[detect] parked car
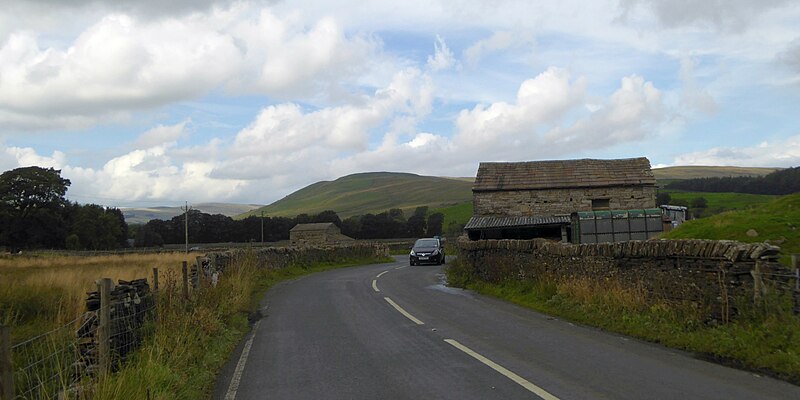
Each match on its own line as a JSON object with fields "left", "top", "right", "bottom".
{"left": 410, "top": 238, "right": 445, "bottom": 265}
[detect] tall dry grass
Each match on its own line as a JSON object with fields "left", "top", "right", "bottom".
{"left": 0, "top": 252, "right": 201, "bottom": 340}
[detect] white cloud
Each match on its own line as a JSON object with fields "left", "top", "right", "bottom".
{"left": 426, "top": 35, "right": 456, "bottom": 72}
{"left": 0, "top": 6, "right": 382, "bottom": 131}
{"left": 463, "top": 31, "right": 520, "bottom": 66}
{"left": 672, "top": 135, "right": 800, "bottom": 167}
{"left": 1, "top": 146, "right": 66, "bottom": 170}
{"left": 133, "top": 120, "right": 189, "bottom": 149}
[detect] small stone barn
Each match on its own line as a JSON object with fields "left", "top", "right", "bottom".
{"left": 290, "top": 222, "right": 354, "bottom": 245}
{"left": 465, "top": 157, "right": 657, "bottom": 241}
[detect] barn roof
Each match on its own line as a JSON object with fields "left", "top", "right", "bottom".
{"left": 464, "top": 215, "right": 571, "bottom": 230}
{"left": 290, "top": 222, "right": 336, "bottom": 232}
{"left": 473, "top": 157, "right": 656, "bottom": 192}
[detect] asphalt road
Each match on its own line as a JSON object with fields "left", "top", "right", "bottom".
{"left": 213, "top": 256, "right": 800, "bottom": 399}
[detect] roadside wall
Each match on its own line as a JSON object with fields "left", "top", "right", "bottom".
{"left": 457, "top": 237, "right": 792, "bottom": 320}
{"left": 206, "top": 242, "right": 390, "bottom": 271}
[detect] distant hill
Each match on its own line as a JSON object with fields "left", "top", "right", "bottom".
{"left": 123, "top": 203, "right": 263, "bottom": 224}
{"left": 652, "top": 166, "right": 780, "bottom": 180}
{"left": 238, "top": 172, "right": 474, "bottom": 219}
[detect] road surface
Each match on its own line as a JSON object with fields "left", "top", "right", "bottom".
{"left": 214, "top": 256, "right": 800, "bottom": 399}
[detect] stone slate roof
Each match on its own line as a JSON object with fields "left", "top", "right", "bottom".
{"left": 473, "top": 157, "right": 656, "bottom": 192}
{"left": 464, "top": 215, "right": 571, "bottom": 230}
{"left": 290, "top": 222, "right": 337, "bottom": 232}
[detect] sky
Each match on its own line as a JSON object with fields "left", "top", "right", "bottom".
{"left": 1, "top": 0, "right": 800, "bottom": 208}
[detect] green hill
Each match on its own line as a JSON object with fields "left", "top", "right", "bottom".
{"left": 123, "top": 202, "right": 263, "bottom": 224}
{"left": 239, "top": 172, "right": 474, "bottom": 219}
{"left": 652, "top": 166, "right": 779, "bottom": 180}
{"left": 663, "top": 193, "right": 800, "bottom": 263}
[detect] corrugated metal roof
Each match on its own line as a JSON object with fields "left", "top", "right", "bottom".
{"left": 290, "top": 222, "right": 336, "bottom": 232}
{"left": 473, "top": 157, "right": 656, "bottom": 191}
{"left": 464, "top": 215, "right": 571, "bottom": 230}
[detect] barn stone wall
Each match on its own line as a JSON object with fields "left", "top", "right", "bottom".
{"left": 473, "top": 186, "right": 656, "bottom": 217}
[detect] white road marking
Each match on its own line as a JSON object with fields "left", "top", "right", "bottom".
{"left": 444, "top": 339, "right": 560, "bottom": 400}
{"left": 372, "top": 280, "right": 379, "bottom": 292}
{"left": 377, "top": 270, "right": 389, "bottom": 278}
{"left": 384, "top": 297, "right": 424, "bottom": 325}
{"left": 225, "top": 320, "right": 261, "bottom": 400}
{"left": 395, "top": 266, "right": 407, "bottom": 270}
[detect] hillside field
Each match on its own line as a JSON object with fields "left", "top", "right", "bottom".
{"left": 239, "top": 172, "right": 473, "bottom": 219}
{"left": 660, "top": 189, "right": 778, "bottom": 211}
{"left": 663, "top": 193, "right": 800, "bottom": 263}
{"left": 652, "top": 166, "right": 779, "bottom": 180}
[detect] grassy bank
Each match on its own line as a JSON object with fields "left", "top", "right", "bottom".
{"left": 446, "top": 259, "right": 800, "bottom": 384}
{"left": 90, "top": 252, "right": 392, "bottom": 399}
{"left": 664, "top": 193, "right": 800, "bottom": 263}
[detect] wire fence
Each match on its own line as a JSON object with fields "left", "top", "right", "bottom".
{"left": 2, "top": 278, "right": 157, "bottom": 400}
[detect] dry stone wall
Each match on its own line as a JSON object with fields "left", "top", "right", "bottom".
{"left": 206, "top": 242, "right": 390, "bottom": 271}
{"left": 457, "top": 237, "right": 792, "bottom": 320}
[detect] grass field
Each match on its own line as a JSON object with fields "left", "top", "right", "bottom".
{"left": 663, "top": 193, "right": 800, "bottom": 262}
{"left": 238, "top": 172, "right": 473, "bottom": 219}
{"left": 0, "top": 252, "right": 199, "bottom": 341}
{"left": 661, "top": 189, "right": 778, "bottom": 211}
{"left": 433, "top": 201, "right": 473, "bottom": 234}
{"left": 652, "top": 166, "right": 779, "bottom": 180}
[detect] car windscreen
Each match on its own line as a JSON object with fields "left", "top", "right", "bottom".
{"left": 414, "top": 239, "right": 439, "bottom": 247}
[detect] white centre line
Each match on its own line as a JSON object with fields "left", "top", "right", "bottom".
{"left": 444, "top": 339, "right": 560, "bottom": 400}
{"left": 377, "top": 270, "right": 389, "bottom": 278}
{"left": 225, "top": 320, "right": 261, "bottom": 400}
{"left": 372, "top": 279, "right": 379, "bottom": 292}
{"left": 384, "top": 297, "right": 424, "bottom": 325}
{"left": 395, "top": 266, "right": 407, "bottom": 270}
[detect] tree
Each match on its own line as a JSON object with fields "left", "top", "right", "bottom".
{"left": 691, "top": 197, "right": 708, "bottom": 209}
{"left": 425, "top": 212, "right": 444, "bottom": 237}
{"left": 0, "top": 167, "right": 71, "bottom": 250}
{"left": 406, "top": 206, "right": 427, "bottom": 237}
{"left": 313, "top": 210, "right": 342, "bottom": 227}
{"left": 655, "top": 192, "right": 671, "bottom": 205}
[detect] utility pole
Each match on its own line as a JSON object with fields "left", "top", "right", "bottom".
{"left": 182, "top": 201, "right": 192, "bottom": 253}
{"left": 260, "top": 211, "right": 264, "bottom": 244}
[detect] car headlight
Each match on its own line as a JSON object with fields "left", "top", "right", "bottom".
{"left": 410, "top": 250, "right": 416, "bottom": 256}
{"left": 432, "top": 249, "right": 439, "bottom": 255}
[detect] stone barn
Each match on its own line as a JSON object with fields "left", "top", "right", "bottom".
{"left": 290, "top": 222, "right": 354, "bottom": 245}
{"left": 465, "top": 158, "right": 657, "bottom": 241}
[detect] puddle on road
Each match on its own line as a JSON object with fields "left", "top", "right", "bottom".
{"left": 427, "top": 273, "right": 473, "bottom": 298}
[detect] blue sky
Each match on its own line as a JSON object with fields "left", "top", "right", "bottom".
{"left": 1, "top": 0, "right": 799, "bottom": 207}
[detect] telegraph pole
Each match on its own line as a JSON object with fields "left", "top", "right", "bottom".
{"left": 182, "top": 201, "right": 192, "bottom": 253}
{"left": 260, "top": 211, "right": 264, "bottom": 244}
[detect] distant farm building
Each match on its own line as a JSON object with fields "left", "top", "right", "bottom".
{"left": 465, "top": 158, "right": 658, "bottom": 242}
{"left": 290, "top": 223, "right": 354, "bottom": 245}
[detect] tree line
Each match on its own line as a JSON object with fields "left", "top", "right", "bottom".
{"left": 135, "top": 206, "right": 445, "bottom": 247}
{"left": 0, "top": 166, "right": 447, "bottom": 251}
{"left": 0, "top": 167, "right": 127, "bottom": 251}
{"left": 666, "top": 166, "right": 800, "bottom": 195}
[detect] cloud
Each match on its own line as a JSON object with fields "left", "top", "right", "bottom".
{"left": 133, "top": 121, "right": 189, "bottom": 149}
{"left": 0, "top": 6, "right": 381, "bottom": 131}
{"left": 678, "top": 55, "right": 717, "bottom": 115}
{"left": 672, "top": 135, "right": 800, "bottom": 167}
{"left": 463, "top": 31, "right": 520, "bottom": 66}
{"left": 213, "top": 67, "right": 434, "bottom": 181}
{"left": 426, "top": 35, "right": 456, "bottom": 72}
{"left": 0, "top": 146, "right": 66, "bottom": 171}
{"left": 618, "top": 0, "right": 793, "bottom": 32}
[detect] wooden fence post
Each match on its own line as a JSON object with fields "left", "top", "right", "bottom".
{"left": 0, "top": 324, "right": 14, "bottom": 400}
{"left": 181, "top": 261, "right": 189, "bottom": 300}
{"left": 96, "top": 278, "right": 113, "bottom": 376}
{"left": 152, "top": 267, "right": 159, "bottom": 291}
